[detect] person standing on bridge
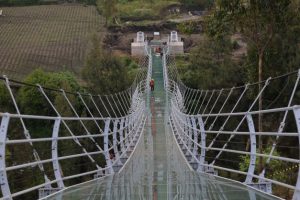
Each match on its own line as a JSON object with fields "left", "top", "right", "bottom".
{"left": 150, "top": 79, "right": 155, "bottom": 91}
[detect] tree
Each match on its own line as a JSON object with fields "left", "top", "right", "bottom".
{"left": 176, "top": 36, "right": 244, "bottom": 90}
{"left": 17, "top": 69, "right": 82, "bottom": 138}
{"left": 18, "top": 69, "right": 81, "bottom": 118}
{"left": 177, "top": 21, "right": 198, "bottom": 35}
{"left": 245, "top": 0, "right": 300, "bottom": 80}
{"left": 0, "top": 83, "right": 12, "bottom": 112}
{"left": 82, "top": 34, "right": 134, "bottom": 95}
{"left": 210, "top": 0, "right": 291, "bottom": 171}
{"left": 97, "top": 0, "right": 117, "bottom": 26}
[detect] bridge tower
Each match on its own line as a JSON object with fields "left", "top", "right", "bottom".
{"left": 131, "top": 31, "right": 147, "bottom": 56}
{"left": 168, "top": 31, "right": 184, "bottom": 54}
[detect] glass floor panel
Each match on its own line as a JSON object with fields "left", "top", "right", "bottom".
{"left": 45, "top": 54, "right": 278, "bottom": 200}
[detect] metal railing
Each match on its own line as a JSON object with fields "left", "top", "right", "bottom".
{"left": 0, "top": 49, "right": 151, "bottom": 199}
{"left": 2, "top": 40, "right": 299, "bottom": 199}
{"left": 163, "top": 48, "right": 300, "bottom": 199}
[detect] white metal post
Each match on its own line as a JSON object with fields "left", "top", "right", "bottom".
{"left": 104, "top": 119, "right": 114, "bottom": 174}
{"left": 293, "top": 106, "right": 300, "bottom": 199}
{"left": 112, "top": 120, "right": 122, "bottom": 166}
{"left": 197, "top": 116, "right": 206, "bottom": 172}
{"left": 187, "top": 117, "right": 193, "bottom": 151}
{"left": 0, "top": 114, "right": 11, "bottom": 199}
{"left": 124, "top": 117, "right": 130, "bottom": 148}
{"left": 245, "top": 114, "right": 256, "bottom": 184}
{"left": 191, "top": 117, "right": 198, "bottom": 163}
{"left": 51, "top": 118, "right": 64, "bottom": 188}
{"left": 119, "top": 118, "right": 125, "bottom": 153}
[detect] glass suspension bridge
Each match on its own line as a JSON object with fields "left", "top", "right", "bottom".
{"left": 1, "top": 37, "right": 300, "bottom": 200}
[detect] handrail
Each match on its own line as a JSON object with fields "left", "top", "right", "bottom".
{"left": 164, "top": 47, "right": 300, "bottom": 199}
{"left": 0, "top": 48, "right": 151, "bottom": 199}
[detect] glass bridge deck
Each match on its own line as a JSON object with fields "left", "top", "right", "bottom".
{"left": 44, "top": 54, "right": 278, "bottom": 200}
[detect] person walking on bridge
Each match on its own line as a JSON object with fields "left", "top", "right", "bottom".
{"left": 150, "top": 79, "right": 155, "bottom": 91}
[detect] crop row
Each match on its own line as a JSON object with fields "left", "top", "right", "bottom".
{"left": 0, "top": 4, "right": 104, "bottom": 80}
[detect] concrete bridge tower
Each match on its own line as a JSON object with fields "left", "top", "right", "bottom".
{"left": 131, "top": 31, "right": 147, "bottom": 56}
{"left": 168, "top": 31, "right": 184, "bottom": 54}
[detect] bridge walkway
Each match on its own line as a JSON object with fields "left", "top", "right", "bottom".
{"left": 44, "top": 54, "right": 277, "bottom": 200}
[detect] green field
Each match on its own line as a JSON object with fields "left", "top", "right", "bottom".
{"left": 0, "top": 4, "right": 104, "bottom": 80}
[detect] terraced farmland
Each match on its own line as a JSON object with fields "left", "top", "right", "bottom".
{"left": 0, "top": 4, "right": 104, "bottom": 80}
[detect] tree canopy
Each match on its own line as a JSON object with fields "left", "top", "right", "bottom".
{"left": 82, "top": 35, "right": 138, "bottom": 95}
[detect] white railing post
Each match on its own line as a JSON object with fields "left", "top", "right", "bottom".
{"left": 112, "top": 119, "right": 122, "bottom": 166}
{"left": 51, "top": 118, "right": 64, "bottom": 189}
{"left": 124, "top": 117, "right": 130, "bottom": 148}
{"left": 245, "top": 114, "right": 256, "bottom": 184}
{"left": 183, "top": 116, "right": 188, "bottom": 146}
{"left": 191, "top": 117, "right": 198, "bottom": 163}
{"left": 119, "top": 118, "right": 125, "bottom": 153}
{"left": 187, "top": 117, "right": 193, "bottom": 151}
{"left": 293, "top": 106, "right": 300, "bottom": 199}
{"left": 0, "top": 114, "right": 11, "bottom": 199}
{"left": 129, "top": 116, "right": 134, "bottom": 145}
{"left": 104, "top": 119, "right": 114, "bottom": 174}
{"left": 197, "top": 115, "right": 206, "bottom": 172}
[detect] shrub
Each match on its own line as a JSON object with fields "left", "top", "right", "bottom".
{"left": 177, "top": 21, "right": 198, "bottom": 35}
